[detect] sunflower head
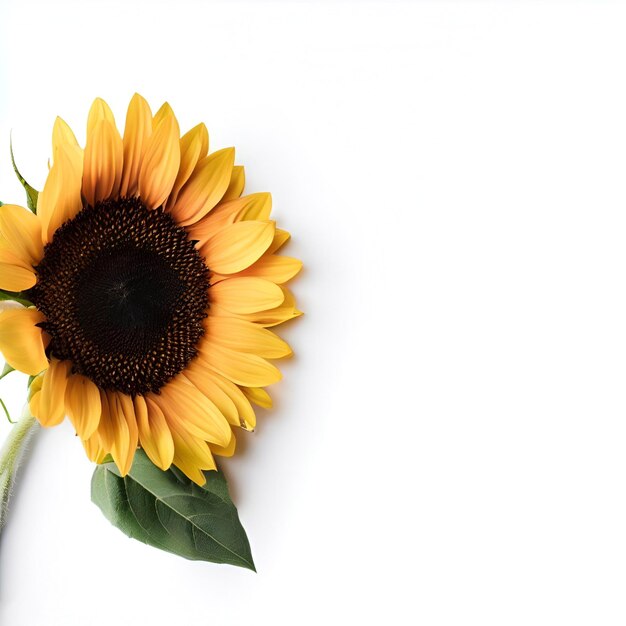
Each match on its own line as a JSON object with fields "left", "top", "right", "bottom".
{"left": 0, "top": 94, "right": 302, "bottom": 485}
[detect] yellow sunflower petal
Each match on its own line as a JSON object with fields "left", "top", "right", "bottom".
{"left": 242, "top": 386, "right": 273, "bottom": 409}
{"left": 0, "top": 204, "right": 44, "bottom": 265}
{"left": 27, "top": 373, "right": 44, "bottom": 417}
{"left": 185, "top": 192, "right": 273, "bottom": 248}
{"left": 235, "top": 254, "right": 303, "bottom": 284}
{"left": 221, "top": 165, "right": 245, "bottom": 202}
{"left": 205, "top": 371, "right": 257, "bottom": 430}
{"left": 235, "top": 192, "right": 272, "bottom": 221}
{"left": 170, "top": 427, "right": 215, "bottom": 485}
{"left": 199, "top": 343, "right": 281, "bottom": 387}
{"left": 167, "top": 416, "right": 217, "bottom": 470}
{"left": 206, "top": 316, "right": 292, "bottom": 358}
{"left": 166, "top": 410, "right": 219, "bottom": 473}
{"left": 0, "top": 307, "right": 48, "bottom": 375}
{"left": 166, "top": 123, "right": 209, "bottom": 209}
{"left": 210, "top": 277, "right": 284, "bottom": 314}
{"left": 138, "top": 110, "right": 181, "bottom": 209}
{"left": 219, "top": 286, "right": 302, "bottom": 327}
{"left": 52, "top": 117, "right": 83, "bottom": 180}
{"left": 120, "top": 93, "right": 152, "bottom": 197}
{"left": 202, "top": 220, "right": 275, "bottom": 275}
{"left": 209, "top": 431, "right": 236, "bottom": 457}
{"left": 35, "top": 359, "right": 71, "bottom": 427}
{"left": 209, "top": 192, "right": 271, "bottom": 225}
{"left": 152, "top": 102, "right": 175, "bottom": 129}
{"left": 171, "top": 147, "right": 235, "bottom": 226}
{"left": 38, "top": 147, "right": 83, "bottom": 243}
{"left": 65, "top": 373, "right": 101, "bottom": 439}
{"left": 87, "top": 97, "right": 116, "bottom": 135}
{"left": 82, "top": 431, "right": 108, "bottom": 464}
{"left": 137, "top": 395, "right": 175, "bottom": 470}
{"left": 150, "top": 376, "right": 232, "bottom": 447}
{"left": 172, "top": 454, "right": 209, "bottom": 485}
{"left": 0, "top": 249, "right": 36, "bottom": 291}
{"left": 184, "top": 362, "right": 239, "bottom": 426}
{"left": 82, "top": 119, "right": 124, "bottom": 206}
{"left": 96, "top": 391, "right": 114, "bottom": 450}
{"left": 268, "top": 228, "right": 291, "bottom": 254}
{"left": 107, "top": 391, "right": 138, "bottom": 476}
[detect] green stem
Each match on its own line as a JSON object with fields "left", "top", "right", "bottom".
{"left": 0, "top": 406, "right": 38, "bottom": 529}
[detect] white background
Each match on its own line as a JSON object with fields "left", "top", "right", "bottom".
{"left": 1, "top": 1, "right": 626, "bottom": 624}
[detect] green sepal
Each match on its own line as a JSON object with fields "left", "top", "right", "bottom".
{"left": 91, "top": 449, "right": 255, "bottom": 571}
{"left": 0, "top": 290, "right": 33, "bottom": 307}
{"left": 0, "top": 363, "right": 15, "bottom": 380}
{"left": 10, "top": 136, "right": 39, "bottom": 213}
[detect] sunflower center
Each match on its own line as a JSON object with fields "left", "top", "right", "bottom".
{"left": 28, "top": 197, "right": 210, "bottom": 395}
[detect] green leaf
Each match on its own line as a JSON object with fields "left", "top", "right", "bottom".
{"left": 0, "top": 363, "right": 14, "bottom": 380}
{"left": 10, "top": 136, "right": 39, "bottom": 213}
{"left": 91, "top": 449, "right": 255, "bottom": 570}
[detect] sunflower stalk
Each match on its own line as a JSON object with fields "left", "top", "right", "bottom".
{"left": 0, "top": 406, "right": 38, "bottom": 529}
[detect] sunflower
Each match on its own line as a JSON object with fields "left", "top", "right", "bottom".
{"left": 0, "top": 94, "right": 301, "bottom": 485}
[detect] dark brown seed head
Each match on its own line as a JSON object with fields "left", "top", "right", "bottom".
{"left": 28, "top": 197, "right": 210, "bottom": 395}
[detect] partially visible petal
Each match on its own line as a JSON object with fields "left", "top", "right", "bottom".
{"left": 35, "top": 359, "right": 71, "bottom": 427}
{"left": 120, "top": 93, "right": 152, "bottom": 197}
{"left": 106, "top": 391, "right": 138, "bottom": 476}
{"left": 82, "top": 119, "right": 124, "bottom": 206}
{"left": 136, "top": 395, "right": 175, "bottom": 470}
{"left": 0, "top": 307, "right": 48, "bottom": 375}
{"left": 165, "top": 123, "right": 209, "bottom": 209}
{"left": 221, "top": 165, "right": 245, "bottom": 202}
{"left": 209, "top": 432, "right": 236, "bottom": 457}
{"left": 242, "top": 386, "right": 272, "bottom": 409}
{"left": 0, "top": 204, "right": 43, "bottom": 265}
{"left": 202, "top": 220, "right": 275, "bottom": 275}
{"left": 65, "top": 373, "right": 101, "bottom": 439}
{"left": 171, "top": 147, "right": 235, "bottom": 226}
{"left": 184, "top": 362, "right": 239, "bottom": 426}
{"left": 86, "top": 97, "right": 116, "bottom": 136}
{"left": 38, "top": 148, "right": 84, "bottom": 243}
{"left": 27, "top": 373, "right": 44, "bottom": 417}
{"left": 234, "top": 254, "right": 303, "bottom": 284}
{"left": 0, "top": 204, "right": 43, "bottom": 264}
{"left": 138, "top": 110, "right": 181, "bottom": 209}
{"left": 268, "top": 229, "right": 291, "bottom": 254}
{"left": 152, "top": 102, "right": 175, "bottom": 129}
{"left": 150, "top": 376, "right": 231, "bottom": 447}
{"left": 96, "top": 391, "right": 114, "bottom": 450}
{"left": 234, "top": 286, "right": 302, "bottom": 327}
{"left": 206, "top": 316, "right": 292, "bottom": 358}
{"left": 198, "top": 343, "right": 282, "bottom": 387}
{"left": 0, "top": 249, "right": 36, "bottom": 291}
{"left": 236, "top": 192, "right": 272, "bottom": 221}
{"left": 205, "top": 371, "right": 257, "bottom": 430}
{"left": 185, "top": 192, "right": 272, "bottom": 247}
{"left": 213, "top": 286, "right": 303, "bottom": 327}
{"left": 52, "top": 117, "right": 83, "bottom": 182}
{"left": 169, "top": 422, "right": 216, "bottom": 485}
{"left": 210, "top": 277, "right": 284, "bottom": 314}
{"left": 82, "top": 431, "right": 108, "bottom": 464}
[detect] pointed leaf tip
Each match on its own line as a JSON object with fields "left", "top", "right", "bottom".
{"left": 91, "top": 449, "right": 255, "bottom": 570}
